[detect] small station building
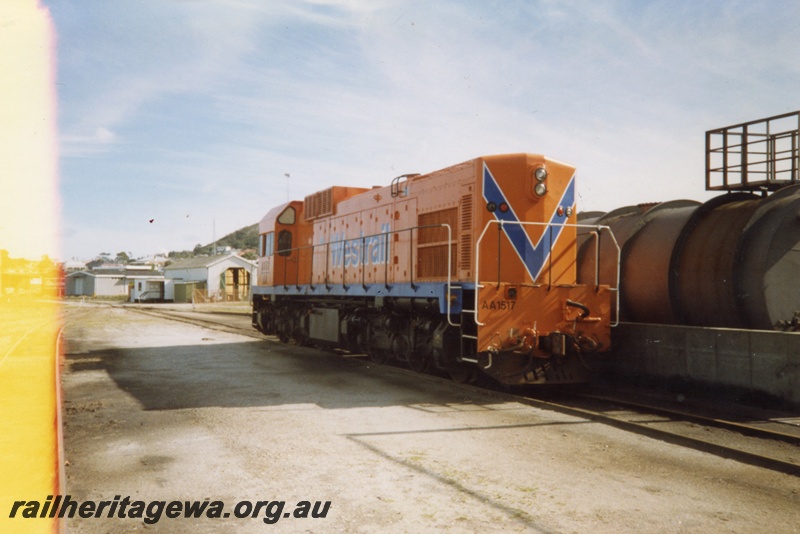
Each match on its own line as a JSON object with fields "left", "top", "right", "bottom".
{"left": 163, "top": 254, "right": 256, "bottom": 303}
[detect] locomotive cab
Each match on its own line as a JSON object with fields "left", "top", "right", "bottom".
{"left": 257, "top": 201, "right": 311, "bottom": 290}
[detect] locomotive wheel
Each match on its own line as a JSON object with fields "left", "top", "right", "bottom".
{"left": 447, "top": 362, "right": 478, "bottom": 383}
{"left": 407, "top": 350, "right": 430, "bottom": 373}
{"left": 277, "top": 326, "right": 290, "bottom": 343}
{"left": 255, "top": 308, "right": 268, "bottom": 333}
{"left": 292, "top": 330, "right": 309, "bottom": 346}
{"left": 369, "top": 350, "right": 390, "bottom": 364}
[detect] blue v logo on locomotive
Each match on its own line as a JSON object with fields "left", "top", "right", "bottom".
{"left": 482, "top": 164, "right": 576, "bottom": 282}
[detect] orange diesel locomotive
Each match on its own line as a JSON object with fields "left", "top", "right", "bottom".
{"left": 252, "top": 153, "right": 619, "bottom": 384}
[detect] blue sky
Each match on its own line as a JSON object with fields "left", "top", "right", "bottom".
{"left": 45, "top": 0, "right": 800, "bottom": 260}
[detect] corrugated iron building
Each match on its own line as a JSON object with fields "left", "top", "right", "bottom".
{"left": 163, "top": 254, "right": 256, "bottom": 303}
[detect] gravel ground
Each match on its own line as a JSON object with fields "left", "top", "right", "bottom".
{"left": 60, "top": 305, "right": 800, "bottom": 533}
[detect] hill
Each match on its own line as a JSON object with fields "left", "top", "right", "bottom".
{"left": 168, "top": 223, "right": 259, "bottom": 260}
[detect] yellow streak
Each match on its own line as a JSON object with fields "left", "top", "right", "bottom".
{"left": 0, "top": 0, "right": 59, "bottom": 259}
{"left": 0, "top": 300, "right": 62, "bottom": 533}
{"left": 0, "top": 1, "right": 62, "bottom": 532}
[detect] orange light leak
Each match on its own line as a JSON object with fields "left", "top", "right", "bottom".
{"left": 0, "top": 1, "right": 62, "bottom": 533}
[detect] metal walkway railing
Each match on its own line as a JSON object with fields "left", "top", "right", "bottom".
{"left": 706, "top": 111, "right": 800, "bottom": 192}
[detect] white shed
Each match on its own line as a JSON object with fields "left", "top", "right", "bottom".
{"left": 65, "top": 272, "right": 128, "bottom": 297}
{"left": 129, "top": 275, "right": 166, "bottom": 302}
{"left": 163, "top": 254, "right": 256, "bottom": 303}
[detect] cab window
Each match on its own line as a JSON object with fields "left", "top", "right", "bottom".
{"left": 277, "top": 206, "right": 296, "bottom": 225}
{"left": 260, "top": 232, "right": 274, "bottom": 257}
{"left": 277, "top": 229, "right": 292, "bottom": 256}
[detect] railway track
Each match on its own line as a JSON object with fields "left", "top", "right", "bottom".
{"left": 515, "top": 391, "right": 800, "bottom": 477}
{"left": 119, "top": 305, "right": 266, "bottom": 339}
{"left": 118, "top": 304, "right": 800, "bottom": 477}
{"left": 577, "top": 391, "right": 800, "bottom": 445}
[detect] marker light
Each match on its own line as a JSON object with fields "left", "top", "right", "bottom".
{"left": 486, "top": 201, "right": 497, "bottom": 212}
{"left": 565, "top": 207, "right": 574, "bottom": 217}
{"left": 498, "top": 202, "right": 510, "bottom": 213}
{"left": 534, "top": 183, "right": 547, "bottom": 196}
{"left": 557, "top": 207, "right": 564, "bottom": 217}
{"left": 534, "top": 167, "right": 547, "bottom": 181}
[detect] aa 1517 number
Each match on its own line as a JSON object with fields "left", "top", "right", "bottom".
{"left": 481, "top": 300, "right": 516, "bottom": 311}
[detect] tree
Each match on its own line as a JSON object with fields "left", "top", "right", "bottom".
{"left": 115, "top": 251, "right": 131, "bottom": 264}
{"left": 193, "top": 243, "right": 212, "bottom": 255}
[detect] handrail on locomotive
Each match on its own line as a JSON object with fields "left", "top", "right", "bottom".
{"left": 271, "top": 219, "right": 620, "bottom": 330}
{"left": 272, "top": 223, "right": 460, "bottom": 327}
{"left": 474, "top": 220, "right": 620, "bottom": 328}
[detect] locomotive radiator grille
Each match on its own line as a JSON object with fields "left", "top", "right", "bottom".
{"left": 418, "top": 208, "right": 457, "bottom": 278}
{"left": 304, "top": 188, "right": 334, "bottom": 220}
{"left": 459, "top": 194, "right": 473, "bottom": 272}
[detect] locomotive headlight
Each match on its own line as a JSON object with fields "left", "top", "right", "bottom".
{"left": 534, "top": 167, "right": 547, "bottom": 182}
{"left": 534, "top": 182, "right": 547, "bottom": 196}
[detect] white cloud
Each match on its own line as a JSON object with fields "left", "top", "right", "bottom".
{"left": 60, "top": 126, "right": 118, "bottom": 156}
